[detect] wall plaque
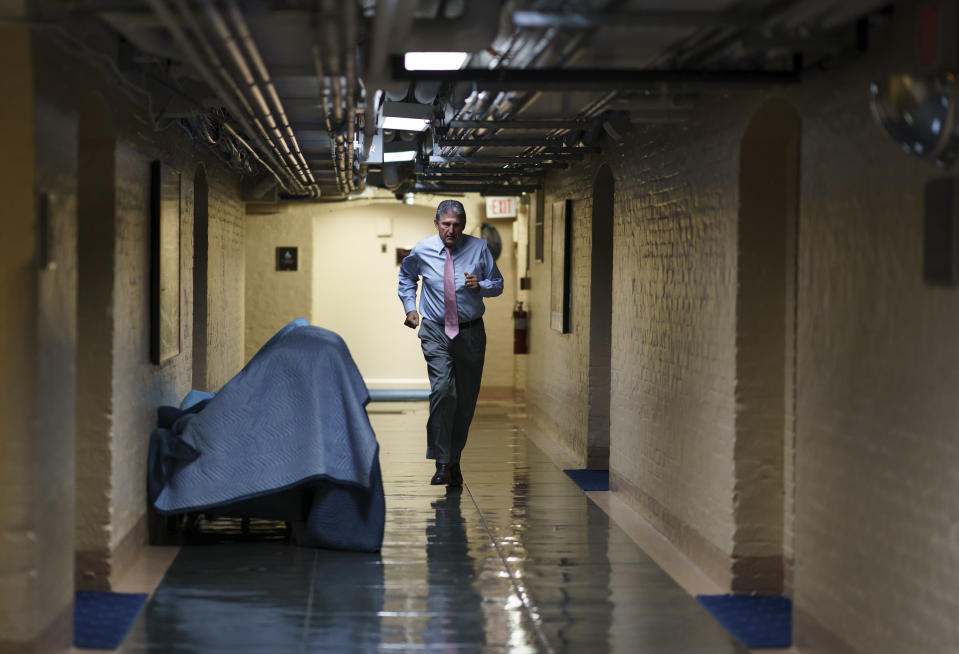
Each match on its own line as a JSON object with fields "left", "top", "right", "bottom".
{"left": 276, "top": 246, "right": 298, "bottom": 271}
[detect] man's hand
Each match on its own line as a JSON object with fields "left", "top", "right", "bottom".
{"left": 404, "top": 310, "right": 421, "bottom": 329}
{"left": 464, "top": 272, "right": 480, "bottom": 293}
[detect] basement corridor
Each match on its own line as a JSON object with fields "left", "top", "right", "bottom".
{"left": 115, "top": 398, "right": 749, "bottom": 653}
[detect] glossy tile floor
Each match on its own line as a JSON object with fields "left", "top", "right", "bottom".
{"left": 121, "top": 399, "right": 747, "bottom": 653}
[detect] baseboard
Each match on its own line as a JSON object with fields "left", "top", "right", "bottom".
{"left": 110, "top": 512, "right": 149, "bottom": 585}
{"left": 793, "top": 605, "right": 862, "bottom": 654}
{"left": 524, "top": 423, "right": 584, "bottom": 470}
{"left": 611, "top": 469, "right": 734, "bottom": 590}
{"left": 731, "top": 553, "right": 784, "bottom": 594}
{"left": 477, "top": 386, "right": 517, "bottom": 402}
{"left": 76, "top": 512, "right": 148, "bottom": 591}
{"left": 75, "top": 548, "right": 110, "bottom": 591}
{"left": 0, "top": 599, "right": 73, "bottom": 653}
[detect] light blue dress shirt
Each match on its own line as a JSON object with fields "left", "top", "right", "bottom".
{"left": 398, "top": 234, "right": 504, "bottom": 324}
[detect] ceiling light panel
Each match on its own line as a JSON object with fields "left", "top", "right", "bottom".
{"left": 404, "top": 52, "right": 469, "bottom": 71}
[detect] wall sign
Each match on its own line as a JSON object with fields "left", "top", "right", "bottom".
{"left": 486, "top": 196, "right": 517, "bottom": 218}
{"left": 276, "top": 246, "right": 298, "bottom": 271}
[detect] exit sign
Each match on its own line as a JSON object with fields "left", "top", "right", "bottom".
{"left": 486, "top": 196, "right": 517, "bottom": 218}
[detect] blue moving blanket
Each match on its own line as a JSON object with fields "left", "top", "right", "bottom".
{"left": 148, "top": 320, "right": 385, "bottom": 552}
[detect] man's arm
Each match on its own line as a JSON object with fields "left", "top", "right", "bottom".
{"left": 397, "top": 248, "right": 421, "bottom": 327}
{"left": 477, "top": 244, "right": 504, "bottom": 297}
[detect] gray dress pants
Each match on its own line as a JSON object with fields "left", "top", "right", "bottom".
{"left": 418, "top": 318, "right": 486, "bottom": 464}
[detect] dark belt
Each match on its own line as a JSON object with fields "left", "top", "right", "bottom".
{"left": 428, "top": 317, "right": 483, "bottom": 330}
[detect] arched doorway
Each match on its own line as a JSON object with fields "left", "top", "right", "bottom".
{"left": 733, "top": 97, "right": 800, "bottom": 593}
{"left": 192, "top": 167, "right": 209, "bottom": 391}
{"left": 587, "top": 165, "right": 614, "bottom": 469}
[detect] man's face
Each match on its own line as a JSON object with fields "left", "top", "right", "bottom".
{"left": 435, "top": 212, "right": 465, "bottom": 247}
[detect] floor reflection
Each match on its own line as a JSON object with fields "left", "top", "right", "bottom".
{"left": 424, "top": 487, "right": 486, "bottom": 649}
{"left": 125, "top": 401, "right": 749, "bottom": 653}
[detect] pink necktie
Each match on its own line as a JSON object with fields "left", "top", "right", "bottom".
{"left": 444, "top": 247, "right": 459, "bottom": 339}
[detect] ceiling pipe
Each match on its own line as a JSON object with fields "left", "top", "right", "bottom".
{"left": 440, "top": 2, "right": 599, "bottom": 165}
{"left": 319, "top": 0, "right": 348, "bottom": 192}
{"left": 204, "top": 1, "right": 311, "bottom": 189}
{"left": 367, "top": 0, "right": 417, "bottom": 115}
{"left": 223, "top": 0, "right": 316, "bottom": 187}
{"left": 171, "top": 0, "right": 300, "bottom": 188}
{"left": 447, "top": 119, "right": 590, "bottom": 129}
{"left": 222, "top": 122, "right": 310, "bottom": 199}
{"left": 511, "top": 9, "right": 763, "bottom": 30}
{"left": 343, "top": 0, "right": 360, "bottom": 192}
{"left": 393, "top": 58, "right": 803, "bottom": 89}
{"left": 312, "top": 43, "right": 344, "bottom": 195}
{"left": 405, "top": 2, "right": 501, "bottom": 53}
{"left": 145, "top": 0, "right": 301, "bottom": 194}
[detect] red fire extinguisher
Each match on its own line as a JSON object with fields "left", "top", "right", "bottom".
{"left": 513, "top": 301, "right": 528, "bottom": 354}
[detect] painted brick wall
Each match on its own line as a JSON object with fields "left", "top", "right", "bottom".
{"left": 203, "top": 169, "right": 246, "bottom": 390}
{"left": 528, "top": 108, "right": 744, "bottom": 565}
{"left": 526, "top": 181, "right": 592, "bottom": 466}
{"left": 245, "top": 209, "right": 314, "bottom": 362}
{"left": 31, "top": 33, "right": 247, "bottom": 583}
{"left": 110, "top": 145, "right": 244, "bottom": 557}
{"left": 788, "top": 6, "right": 959, "bottom": 651}
{"left": 527, "top": 2, "right": 959, "bottom": 651}
{"left": 0, "top": 27, "right": 76, "bottom": 647}
{"left": 607, "top": 111, "right": 744, "bottom": 573}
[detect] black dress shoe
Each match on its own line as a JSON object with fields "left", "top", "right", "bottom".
{"left": 430, "top": 463, "right": 450, "bottom": 485}
{"left": 449, "top": 463, "right": 463, "bottom": 487}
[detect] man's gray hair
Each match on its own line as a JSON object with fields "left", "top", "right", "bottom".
{"left": 435, "top": 199, "right": 466, "bottom": 224}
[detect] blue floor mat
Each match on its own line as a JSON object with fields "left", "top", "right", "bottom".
{"left": 696, "top": 594, "right": 792, "bottom": 649}
{"left": 74, "top": 590, "right": 148, "bottom": 649}
{"left": 563, "top": 469, "right": 610, "bottom": 491}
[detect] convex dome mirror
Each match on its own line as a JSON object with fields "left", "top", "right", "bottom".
{"left": 869, "top": 73, "right": 959, "bottom": 167}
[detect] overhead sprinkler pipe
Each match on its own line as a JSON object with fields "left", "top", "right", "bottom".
{"left": 221, "top": 122, "right": 299, "bottom": 196}
{"left": 172, "top": 0, "right": 301, "bottom": 190}
{"left": 224, "top": 0, "right": 317, "bottom": 186}
{"left": 312, "top": 43, "right": 343, "bottom": 194}
{"left": 146, "top": 0, "right": 300, "bottom": 194}
{"left": 344, "top": 1, "right": 359, "bottom": 191}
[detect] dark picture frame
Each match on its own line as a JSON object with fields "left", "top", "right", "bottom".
{"left": 150, "top": 161, "right": 182, "bottom": 365}
{"left": 550, "top": 198, "right": 572, "bottom": 333}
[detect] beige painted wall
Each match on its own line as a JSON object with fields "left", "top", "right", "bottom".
{"left": 0, "top": 27, "right": 76, "bottom": 650}
{"left": 789, "top": 7, "right": 959, "bottom": 651}
{"left": 244, "top": 208, "right": 313, "bottom": 362}
{"left": 311, "top": 194, "right": 516, "bottom": 389}
{"left": 244, "top": 192, "right": 517, "bottom": 391}
{"left": 27, "top": 33, "right": 248, "bottom": 592}
{"left": 312, "top": 200, "right": 441, "bottom": 387}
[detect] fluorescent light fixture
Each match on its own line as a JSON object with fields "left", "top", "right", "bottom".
{"left": 381, "top": 116, "right": 430, "bottom": 131}
{"left": 382, "top": 137, "right": 419, "bottom": 163}
{"left": 378, "top": 101, "right": 433, "bottom": 132}
{"left": 404, "top": 51, "right": 469, "bottom": 71}
{"left": 384, "top": 149, "right": 417, "bottom": 162}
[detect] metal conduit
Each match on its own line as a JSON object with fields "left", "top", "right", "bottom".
{"left": 313, "top": 44, "right": 345, "bottom": 195}
{"left": 440, "top": 0, "right": 627, "bottom": 170}
{"left": 222, "top": 121, "right": 289, "bottom": 191}
{"left": 202, "top": 1, "right": 316, "bottom": 192}
{"left": 145, "top": 0, "right": 299, "bottom": 194}
{"left": 171, "top": 0, "right": 300, "bottom": 191}
{"left": 223, "top": 0, "right": 317, "bottom": 187}
{"left": 343, "top": 1, "right": 359, "bottom": 192}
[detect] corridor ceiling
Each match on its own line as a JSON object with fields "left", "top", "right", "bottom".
{"left": 38, "top": 0, "right": 890, "bottom": 202}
